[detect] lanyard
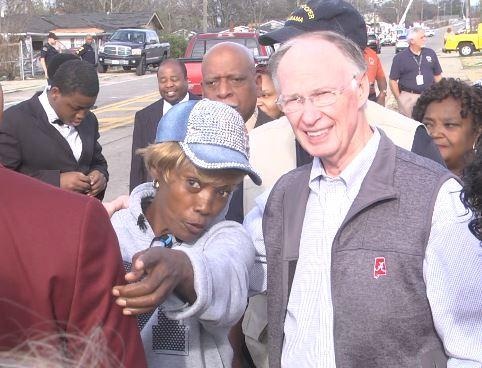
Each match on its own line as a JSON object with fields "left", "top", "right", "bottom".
{"left": 412, "top": 52, "right": 422, "bottom": 75}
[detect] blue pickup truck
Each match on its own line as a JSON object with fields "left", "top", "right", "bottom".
{"left": 97, "top": 28, "right": 170, "bottom": 76}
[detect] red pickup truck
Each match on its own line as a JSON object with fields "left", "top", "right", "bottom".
{"left": 179, "top": 32, "right": 273, "bottom": 96}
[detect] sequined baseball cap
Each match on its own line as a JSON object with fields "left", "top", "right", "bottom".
{"left": 155, "top": 99, "right": 262, "bottom": 185}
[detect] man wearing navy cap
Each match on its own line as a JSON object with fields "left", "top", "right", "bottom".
{"left": 246, "top": 28, "right": 482, "bottom": 368}
{"left": 241, "top": 3, "right": 445, "bottom": 367}
{"left": 245, "top": 0, "right": 444, "bottom": 220}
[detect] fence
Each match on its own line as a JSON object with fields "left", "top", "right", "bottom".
{"left": 0, "top": 39, "right": 43, "bottom": 80}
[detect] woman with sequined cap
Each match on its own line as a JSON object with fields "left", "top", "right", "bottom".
{"left": 110, "top": 99, "right": 261, "bottom": 368}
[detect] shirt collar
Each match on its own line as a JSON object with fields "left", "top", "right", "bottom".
{"left": 309, "top": 127, "right": 381, "bottom": 191}
{"left": 163, "top": 92, "right": 189, "bottom": 110}
{"left": 38, "top": 90, "right": 60, "bottom": 124}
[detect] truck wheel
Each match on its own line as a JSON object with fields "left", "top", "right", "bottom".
{"left": 459, "top": 43, "right": 474, "bottom": 57}
{"left": 136, "top": 56, "right": 146, "bottom": 76}
{"left": 122, "top": 66, "right": 132, "bottom": 71}
{"left": 97, "top": 64, "right": 108, "bottom": 73}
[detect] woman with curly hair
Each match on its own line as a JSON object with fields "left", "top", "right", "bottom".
{"left": 412, "top": 78, "right": 482, "bottom": 177}
{"left": 461, "top": 140, "right": 482, "bottom": 241}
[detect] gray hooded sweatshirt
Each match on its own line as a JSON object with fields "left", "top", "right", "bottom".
{"left": 111, "top": 183, "right": 255, "bottom": 368}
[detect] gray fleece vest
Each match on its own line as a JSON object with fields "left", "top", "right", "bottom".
{"left": 262, "top": 133, "right": 456, "bottom": 368}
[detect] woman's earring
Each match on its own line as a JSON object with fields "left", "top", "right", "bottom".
{"left": 474, "top": 135, "right": 481, "bottom": 154}
{"left": 153, "top": 179, "right": 160, "bottom": 189}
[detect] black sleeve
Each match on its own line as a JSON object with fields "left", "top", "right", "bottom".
{"left": 129, "top": 112, "right": 147, "bottom": 192}
{"left": 225, "top": 183, "right": 244, "bottom": 224}
{"left": 0, "top": 110, "right": 61, "bottom": 186}
{"left": 88, "top": 116, "right": 109, "bottom": 200}
{"left": 40, "top": 46, "right": 48, "bottom": 58}
{"left": 411, "top": 125, "right": 446, "bottom": 167}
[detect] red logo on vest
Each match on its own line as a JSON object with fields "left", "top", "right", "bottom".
{"left": 373, "top": 257, "right": 387, "bottom": 279}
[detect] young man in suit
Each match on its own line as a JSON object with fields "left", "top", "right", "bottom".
{"left": 0, "top": 59, "right": 108, "bottom": 199}
{"left": 129, "top": 58, "right": 199, "bottom": 191}
{"left": 0, "top": 165, "right": 147, "bottom": 368}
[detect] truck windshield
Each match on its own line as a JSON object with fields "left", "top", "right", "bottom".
{"left": 110, "top": 30, "right": 145, "bottom": 44}
{"left": 191, "top": 38, "right": 259, "bottom": 58}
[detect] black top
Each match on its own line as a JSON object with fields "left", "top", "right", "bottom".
{"left": 77, "top": 43, "right": 96, "bottom": 65}
{"left": 389, "top": 47, "right": 442, "bottom": 94}
{"left": 40, "top": 44, "right": 59, "bottom": 66}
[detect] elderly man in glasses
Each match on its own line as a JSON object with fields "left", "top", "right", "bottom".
{"left": 245, "top": 30, "right": 482, "bottom": 368}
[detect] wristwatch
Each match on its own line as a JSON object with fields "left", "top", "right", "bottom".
{"left": 379, "top": 90, "right": 387, "bottom": 95}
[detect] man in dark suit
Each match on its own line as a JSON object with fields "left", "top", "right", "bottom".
{"left": 129, "top": 58, "right": 199, "bottom": 192}
{"left": 0, "top": 165, "right": 147, "bottom": 368}
{"left": 0, "top": 59, "right": 108, "bottom": 199}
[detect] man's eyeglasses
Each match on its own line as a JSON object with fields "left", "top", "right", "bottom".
{"left": 276, "top": 74, "right": 363, "bottom": 114}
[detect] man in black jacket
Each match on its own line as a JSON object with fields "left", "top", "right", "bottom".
{"left": 76, "top": 34, "right": 96, "bottom": 65}
{"left": 129, "top": 58, "right": 199, "bottom": 191}
{"left": 0, "top": 60, "right": 108, "bottom": 199}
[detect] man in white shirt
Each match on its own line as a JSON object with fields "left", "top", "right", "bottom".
{"left": 244, "top": 30, "right": 482, "bottom": 367}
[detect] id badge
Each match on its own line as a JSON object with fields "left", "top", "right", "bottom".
{"left": 416, "top": 74, "right": 424, "bottom": 86}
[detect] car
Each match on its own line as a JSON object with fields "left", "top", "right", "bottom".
{"left": 443, "top": 22, "right": 482, "bottom": 56}
{"left": 180, "top": 32, "right": 273, "bottom": 96}
{"left": 380, "top": 36, "right": 395, "bottom": 46}
{"left": 367, "top": 33, "right": 381, "bottom": 53}
{"left": 395, "top": 35, "right": 409, "bottom": 53}
{"left": 425, "top": 28, "right": 435, "bottom": 37}
{"left": 97, "top": 28, "right": 170, "bottom": 76}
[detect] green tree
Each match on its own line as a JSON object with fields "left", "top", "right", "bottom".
{"left": 160, "top": 33, "right": 188, "bottom": 58}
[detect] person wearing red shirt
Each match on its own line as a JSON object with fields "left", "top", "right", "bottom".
{"left": 364, "top": 47, "right": 387, "bottom": 106}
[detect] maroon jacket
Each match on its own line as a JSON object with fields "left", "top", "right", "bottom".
{"left": 0, "top": 166, "right": 147, "bottom": 368}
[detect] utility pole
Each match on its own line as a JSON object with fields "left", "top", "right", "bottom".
{"left": 203, "top": 0, "right": 208, "bottom": 33}
{"left": 420, "top": 0, "right": 424, "bottom": 23}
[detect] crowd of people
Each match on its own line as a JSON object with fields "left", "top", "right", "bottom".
{"left": 0, "top": 0, "right": 481, "bottom": 367}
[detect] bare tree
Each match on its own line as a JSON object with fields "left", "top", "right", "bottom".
{"left": 55, "top": 0, "right": 156, "bottom": 13}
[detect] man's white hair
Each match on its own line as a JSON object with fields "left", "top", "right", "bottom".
{"left": 407, "top": 27, "right": 425, "bottom": 41}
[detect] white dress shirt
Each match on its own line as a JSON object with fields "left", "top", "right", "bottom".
{"left": 162, "top": 92, "right": 189, "bottom": 116}
{"left": 244, "top": 128, "right": 482, "bottom": 367}
{"left": 38, "top": 91, "right": 82, "bottom": 162}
